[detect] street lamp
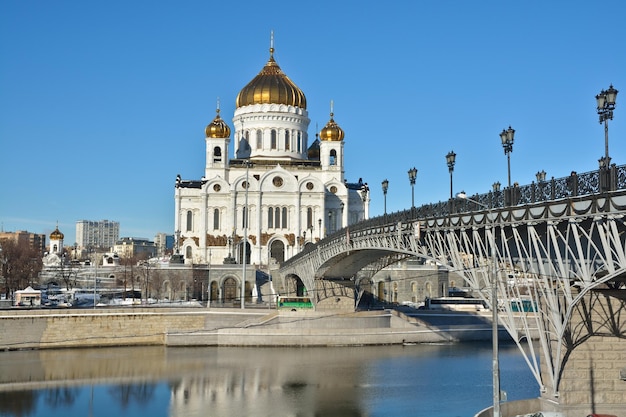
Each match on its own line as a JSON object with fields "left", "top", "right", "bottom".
{"left": 381, "top": 179, "right": 389, "bottom": 215}
{"left": 327, "top": 210, "right": 332, "bottom": 236}
{"left": 318, "top": 218, "right": 321, "bottom": 240}
{"left": 407, "top": 167, "right": 418, "bottom": 209}
{"left": 596, "top": 84, "right": 618, "bottom": 167}
{"left": 536, "top": 170, "right": 546, "bottom": 183}
{"left": 499, "top": 126, "right": 515, "bottom": 188}
{"left": 446, "top": 151, "right": 456, "bottom": 199}
{"left": 241, "top": 159, "right": 251, "bottom": 310}
{"left": 457, "top": 191, "right": 501, "bottom": 417}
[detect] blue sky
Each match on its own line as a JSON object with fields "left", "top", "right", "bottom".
{"left": 1, "top": 1, "right": 624, "bottom": 241}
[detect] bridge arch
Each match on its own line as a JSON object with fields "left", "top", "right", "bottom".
{"left": 278, "top": 186, "right": 626, "bottom": 402}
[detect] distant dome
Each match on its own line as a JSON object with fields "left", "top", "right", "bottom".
{"left": 50, "top": 226, "right": 64, "bottom": 240}
{"left": 205, "top": 108, "right": 231, "bottom": 138}
{"left": 236, "top": 47, "right": 306, "bottom": 109}
{"left": 307, "top": 135, "right": 320, "bottom": 160}
{"left": 319, "top": 112, "right": 344, "bottom": 142}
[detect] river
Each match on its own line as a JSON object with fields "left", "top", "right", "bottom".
{"left": 0, "top": 342, "right": 539, "bottom": 417}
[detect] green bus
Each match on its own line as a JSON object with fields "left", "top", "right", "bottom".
{"left": 277, "top": 296, "right": 314, "bottom": 311}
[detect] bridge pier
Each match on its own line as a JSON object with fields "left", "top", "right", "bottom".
{"left": 539, "top": 292, "right": 626, "bottom": 417}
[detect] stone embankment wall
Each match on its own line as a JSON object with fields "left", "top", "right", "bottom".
{"left": 0, "top": 308, "right": 265, "bottom": 350}
{"left": 0, "top": 307, "right": 502, "bottom": 350}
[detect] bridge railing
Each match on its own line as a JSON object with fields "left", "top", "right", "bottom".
{"left": 284, "top": 164, "right": 625, "bottom": 267}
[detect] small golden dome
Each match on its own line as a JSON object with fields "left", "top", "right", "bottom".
{"left": 50, "top": 226, "right": 64, "bottom": 240}
{"left": 205, "top": 108, "right": 231, "bottom": 138}
{"left": 319, "top": 112, "right": 344, "bottom": 142}
{"left": 236, "top": 47, "right": 306, "bottom": 109}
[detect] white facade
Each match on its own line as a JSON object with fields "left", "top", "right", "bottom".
{"left": 174, "top": 45, "right": 370, "bottom": 266}
{"left": 75, "top": 220, "right": 120, "bottom": 250}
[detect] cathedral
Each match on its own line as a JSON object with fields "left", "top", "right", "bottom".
{"left": 174, "top": 40, "right": 370, "bottom": 266}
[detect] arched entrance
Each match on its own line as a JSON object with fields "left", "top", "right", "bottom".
{"left": 209, "top": 281, "right": 218, "bottom": 302}
{"left": 269, "top": 240, "right": 285, "bottom": 263}
{"left": 284, "top": 275, "right": 307, "bottom": 297}
{"left": 377, "top": 281, "right": 385, "bottom": 301}
{"left": 223, "top": 277, "right": 237, "bottom": 303}
{"left": 245, "top": 281, "right": 254, "bottom": 303}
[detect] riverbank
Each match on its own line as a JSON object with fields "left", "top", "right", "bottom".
{"left": 0, "top": 306, "right": 523, "bottom": 350}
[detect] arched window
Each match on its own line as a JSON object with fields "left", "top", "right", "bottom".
{"left": 425, "top": 282, "right": 433, "bottom": 298}
{"left": 186, "top": 210, "right": 193, "bottom": 232}
{"left": 185, "top": 246, "right": 192, "bottom": 259}
{"left": 330, "top": 149, "right": 337, "bottom": 166}
{"left": 213, "top": 208, "right": 219, "bottom": 230}
{"left": 267, "top": 206, "right": 288, "bottom": 229}
{"left": 307, "top": 207, "right": 313, "bottom": 229}
{"left": 271, "top": 130, "right": 277, "bottom": 149}
{"left": 213, "top": 146, "right": 222, "bottom": 162}
{"left": 285, "top": 131, "right": 290, "bottom": 150}
{"left": 242, "top": 206, "right": 248, "bottom": 229}
{"left": 256, "top": 130, "right": 262, "bottom": 149}
{"left": 297, "top": 132, "right": 302, "bottom": 153}
{"left": 268, "top": 207, "right": 274, "bottom": 228}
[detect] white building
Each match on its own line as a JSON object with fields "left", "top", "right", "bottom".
{"left": 174, "top": 42, "right": 370, "bottom": 266}
{"left": 75, "top": 220, "right": 120, "bottom": 251}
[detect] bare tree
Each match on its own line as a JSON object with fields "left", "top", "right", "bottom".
{"left": 0, "top": 238, "right": 42, "bottom": 298}
{"left": 148, "top": 268, "right": 166, "bottom": 302}
{"left": 58, "top": 255, "right": 78, "bottom": 290}
{"left": 119, "top": 255, "right": 139, "bottom": 300}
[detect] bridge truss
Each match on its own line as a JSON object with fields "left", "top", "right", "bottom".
{"left": 280, "top": 190, "right": 626, "bottom": 398}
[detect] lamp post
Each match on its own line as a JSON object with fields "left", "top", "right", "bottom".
{"left": 327, "top": 210, "right": 332, "bottom": 236}
{"left": 318, "top": 218, "right": 321, "bottom": 240}
{"left": 596, "top": 84, "right": 618, "bottom": 167}
{"left": 457, "top": 191, "right": 501, "bottom": 417}
{"left": 407, "top": 167, "right": 417, "bottom": 209}
{"left": 241, "top": 159, "right": 251, "bottom": 310}
{"left": 446, "top": 151, "right": 456, "bottom": 199}
{"left": 499, "top": 126, "right": 515, "bottom": 189}
{"left": 340, "top": 202, "right": 344, "bottom": 229}
{"left": 207, "top": 249, "right": 211, "bottom": 308}
{"left": 381, "top": 179, "right": 389, "bottom": 215}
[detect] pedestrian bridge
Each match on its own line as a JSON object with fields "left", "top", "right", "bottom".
{"left": 278, "top": 165, "right": 626, "bottom": 403}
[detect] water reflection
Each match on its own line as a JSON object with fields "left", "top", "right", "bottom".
{"left": 0, "top": 343, "right": 539, "bottom": 417}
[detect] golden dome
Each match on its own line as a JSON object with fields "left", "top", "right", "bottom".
{"left": 205, "top": 108, "right": 231, "bottom": 138}
{"left": 319, "top": 112, "right": 344, "bottom": 142}
{"left": 50, "top": 226, "right": 64, "bottom": 240}
{"left": 236, "top": 47, "right": 306, "bottom": 109}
